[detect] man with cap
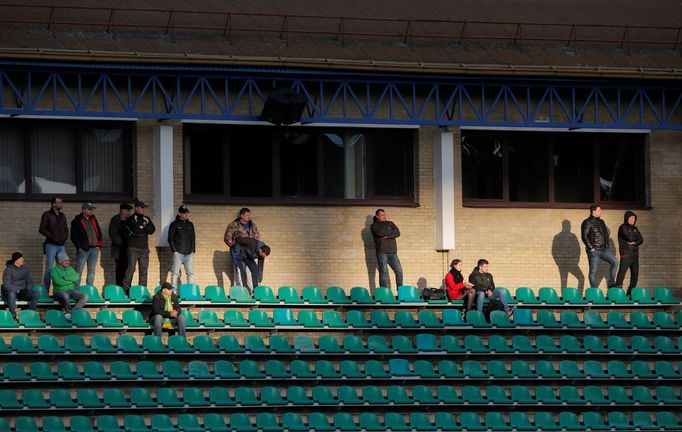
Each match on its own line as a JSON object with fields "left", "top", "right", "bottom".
{"left": 39, "top": 196, "right": 68, "bottom": 289}
{"left": 151, "top": 281, "right": 186, "bottom": 336}
{"left": 168, "top": 205, "right": 196, "bottom": 293}
{"left": 70, "top": 203, "right": 103, "bottom": 287}
{"left": 2, "top": 252, "right": 38, "bottom": 319}
{"left": 109, "top": 202, "right": 134, "bottom": 286}
{"left": 50, "top": 252, "right": 88, "bottom": 320}
{"left": 123, "top": 201, "right": 156, "bottom": 291}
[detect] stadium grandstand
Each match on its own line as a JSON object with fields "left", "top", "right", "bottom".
{"left": 0, "top": 0, "right": 681, "bottom": 430}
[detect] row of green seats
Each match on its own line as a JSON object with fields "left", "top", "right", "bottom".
{"left": 7, "top": 411, "right": 682, "bottom": 431}
{"left": 4, "top": 358, "right": 681, "bottom": 381}
{"left": 5, "top": 306, "right": 680, "bottom": 330}
{"left": 13, "top": 284, "right": 675, "bottom": 306}
{"left": 2, "top": 384, "right": 681, "bottom": 410}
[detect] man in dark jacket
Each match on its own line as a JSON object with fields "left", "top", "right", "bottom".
{"left": 109, "top": 203, "right": 133, "bottom": 286}
{"left": 468, "top": 259, "right": 512, "bottom": 317}
{"left": 2, "top": 252, "right": 38, "bottom": 319}
{"left": 615, "top": 210, "right": 644, "bottom": 295}
{"left": 70, "top": 203, "right": 103, "bottom": 287}
{"left": 150, "top": 282, "right": 186, "bottom": 336}
{"left": 233, "top": 237, "right": 270, "bottom": 292}
{"left": 168, "top": 205, "right": 196, "bottom": 293}
{"left": 370, "top": 209, "right": 403, "bottom": 288}
{"left": 123, "top": 201, "right": 156, "bottom": 292}
{"left": 39, "top": 196, "right": 68, "bottom": 289}
{"left": 581, "top": 204, "right": 619, "bottom": 288}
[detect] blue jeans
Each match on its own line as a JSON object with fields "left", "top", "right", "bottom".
{"left": 151, "top": 313, "right": 186, "bottom": 337}
{"left": 475, "top": 289, "right": 509, "bottom": 312}
{"left": 2, "top": 287, "right": 39, "bottom": 318}
{"left": 171, "top": 252, "right": 195, "bottom": 291}
{"left": 43, "top": 243, "right": 65, "bottom": 289}
{"left": 53, "top": 290, "right": 88, "bottom": 313}
{"left": 376, "top": 253, "right": 403, "bottom": 288}
{"left": 587, "top": 249, "right": 618, "bottom": 288}
{"left": 76, "top": 248, "right": 100, "bottom": 287}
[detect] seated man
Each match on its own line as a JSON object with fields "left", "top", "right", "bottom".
{"left": 444, "top": 259, "right": 475, "bottom": 315}
{"left": 468, "top": 258, "right": 514, "bottom": 318}
{"left": 50, "top": 252, "right": 88, "bottom": 320}
{"left": 151, "top": 282, "right": 186, "bottom": 337}
{"left": 233, "top": 237, "right": 271, "bottom": 292}
{"left": 2, "top": 252, "right": 39, "bottom": 320}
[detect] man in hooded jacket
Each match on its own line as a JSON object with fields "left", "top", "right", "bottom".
{"left": 2, "top": 252, "right": 38, "bottom": 319}
{"left": 615, "top": 210, "right": 644, "bottom": 295}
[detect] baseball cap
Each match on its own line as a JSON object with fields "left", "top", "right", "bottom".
{"left": 134, "top": 201, "right": 147, "bottom": 208}
{"left": 82, "top": 202, "right": 96, "bottom": 210}
{"left": 178, "top": 205, "right": 190, "bottom": 213}
{"left": 120, "top": 202, "right": 134, "bottom": 210}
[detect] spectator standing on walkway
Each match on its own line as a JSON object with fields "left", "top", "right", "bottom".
{"left": 109, "top": 202, "right": 133, "bottom": 286}
{"left": 168, "top": 205, "right": 196, "bottom": 293}
{"left": 123, "top": 201, "right": 156, "bottom": 292}
{"left": 224, "top": 207, "right": 260, "bottom": 287}
{"left": 370, "top": 209, "right": 403, "bottom": 289}
{"left": 615, "top": 210, "right": 644, "bottom": 295}
{"left": 39, "top": 196, "right": 68, "bottom": 290}
{"left": 581, "top": 204, "right": 619, "bottom": 288}
{"left": 71, "top": 203, "right": 103, "bottom": 287}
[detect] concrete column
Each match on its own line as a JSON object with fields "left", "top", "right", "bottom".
{"left": 434, "top": 130, "right": 455, "bottom": 251}
{"left": 153, "top": 124, "right": 174, "bottom": 247}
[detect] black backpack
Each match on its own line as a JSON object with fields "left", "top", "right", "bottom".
{"left": 483, "top": 298, "right": 505, "bottom": 321}
{"left": 422, "top": 287, "right": 446, "bottom": 301}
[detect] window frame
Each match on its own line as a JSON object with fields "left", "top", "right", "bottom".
{"left": 0, "top": 119, "right": 135, "bottom": 202}
{"left": 461, "top": 129, "right": 650, "bottom": 209}
{"left": 183, "top": 124, "right": 419, "bottom": 206}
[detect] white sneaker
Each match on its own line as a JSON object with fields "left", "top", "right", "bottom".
{"left": 64, "top": 313, "right": 71, "bottom": 322}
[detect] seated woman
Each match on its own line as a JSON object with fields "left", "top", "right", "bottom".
{"left": 444, "top": 259, "right": 475, "bottom": 315}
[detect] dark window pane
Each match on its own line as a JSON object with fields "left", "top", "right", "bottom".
{"left": 280, "top": 131, "right": 317, "bottom": 196}
{"left": 370, "top": 131, "right": 413, "bottom": 197}
{"left": 81, "top": 128, "right": 127, "bottom": 193}
{"left": 461, "top": 133, "right": 504, "bottom": 199}
{"left": 186, "top": 128, "right": 224, "bottom": 195}
{"left": 229, "top": 128, "right": 272, "bottom": 197}
{"left": 599, "top": 137, "right": 641, "bottom": 202}
{"left": 30, "top": 127, "right": 76, "bottom": 194}
{"left": 553, "top": 135, "right": 594, "bottom": 203}
{"left": 0, "top": 126, "right": 25, "bottom": 193}
{"left": 322, "top": 132, "right": 366, "bottom": 199}
{"left": 508, "top": 135, "right": 549, "bottom": 202}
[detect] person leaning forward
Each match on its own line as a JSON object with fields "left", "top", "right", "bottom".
{"left": 150, "top": 281, "right": 186, "bottom": 336}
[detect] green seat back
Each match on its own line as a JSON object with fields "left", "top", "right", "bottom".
{"left": 129, "top": 285, "right": 152, "bottom": 303}
{"left": 515, "top": 287, "right": 539, "bottom": 304}
{"left": 286, "top": 387, "right": 311, "bottom": 405}
{"left": 325, "top": 286, "right": 350, "bottom": 304}
{"left": 583, "top": 310, "right": 608, "bottom": 328}
{"left": 490, "top": 310, "right": 513, "bottom": 327}
{"left": 415, "top": 333, "right": 439, "bottom": 352}
{"left": 374, "top": 287, "right": 399, "bottom": 304}
{"left": 162, "top": 359, "right": 188, "bottom": 379}
{"left": 418, "top": 310, "right": 443, "bottom": 328}
{"left": 442, "top": 309, "right": 465, "bottom": 325}
{"left": 223, "top": 310, "right": 248, "bottom": 327}
{"left": 239, "top": 360, "right": 264, "bottom": 379}
{"left": 142, "top": 335, "right": 169, "bottom": 353}
{"left": 214, "top": 361, "right": 239, "bottom": 379}
{"left": 0, "top": 310, "right": 19, "bottom": 328}
{"left": 193, "top": 335, "right": 219, "bottom": 353}
{"left": 110, "top": 361, "right": 135, "bottom": 380}
{"left": 277, "top": 285, "right": 302, "bottom": 303}
{"left": 168, "top": 335, "right": 193, "bottom": 353}
{"left": 367, "top": 335, "right": 392, "bottom": 353}
{"left": 607, "top": 287, "right": 632, "bottom": 304}
{"left": 234, "top": 387, "right": 259, "bottom": 405}
{"left": 136, "top": 361, "right": 162, "bottom": 379}
{"left": 654, "top": 287, "right": 677, "bottom": 304}
{"left": 199, "top": 309, "right": 225, "bottom": 327}
{"left": 319, "top": 335, "right": 343, "bottom": 353}
{"left": 630, "top": 287, "right": 654, "bottom": 304}
{"left": 606, "top": 335, "right": 629, "bottom": 353}
{"left": 464, "top": 335, "right": 487, "bottom": 353}
{"left": 254, "top": 285, "right": 277, "bottom": 303}
{"left": 51, "top": 389, "right": 77, "bottom": 408}
{"left": 270, "top": 335, "right": 295, "bottom": 353}
{"left": 71, "top": 310, "right": 96, "bottom": 328}
{"left": 561, "top": 287, "right": 587, "bottom": 304}
{"left": 77, "top": 389, "right": 104, "bottom": 408}
{"left": 397, "top": 285, "right": 420, "bottom": 302}
{"left": 414, "top": 360, "right": 438, "bottom": 378}
{"left": 229, "top": 285, "right": 254, "bottom": 303}
{"left": 290, "top": 360, "right": 315, "bottom": 378}
{"left": 19, "top": 309, "right": 46, "bottom": 328}
{"left": 38, "top": 335, "right": 64, "bottom": 353}
{"left": 293, "top": 335, "right": 318, "bottom": 353}
{"left": 56, "top": 361, "right": 82, "bottom": 380}
{"left": 350, "top": 286, "right": 375, "bottom": 304}
{"left": 343, "top": 335, "right": 368, "bottom": 353}
{"left": 205, "top": 285, "right": 229, "bottom": 303}
{"left": 273, "top": 308, "right": 297, "bottom": 326}
{"left": 265, "top": 360, "right": 290, "bottom": 378}
{"left": 585, "top": 287, "right": 609, "bottom": 304}
{"left": 103, "top": 285, "right": 130, "bottom": 302}
{"left": 260, "top": 386, "right": 286, "bottom": 405}
{"left": 394, "top": 311, "right": 418, "bottom": 329}
{"left": 301, "top": 286, "right": 326, "bottom": 304}
{"left": 179, "top": 283, "right": 203, "bottom": 301}
{"left": 511, "top": 335, "right": 537, "bottom": 353}
{"left": 538, "top": 287, "right": 562, "bottom": 304}
{"left": 121, "top": 310, "right": 147, "bottom": 327}
{"left": 103, "top": 389, "right": 130, "bottom": 408}
{"left": 297, "top": 310, "right": 323, "bottom": 328}
{"left": 115, "top": 335, "right": 142, "bottom": 353}
{"left": 322, "top": 310, "right": 347, "bottom": 327}
{"left": 436, "top": 385, "right": 460, "bottom": 403}
{"left": 346, "top": 310, "right": 371, "bottom": 328}
{"left": 79, "top": 285, "right": 105, "bottom": 303}
{"left": 96, "top": 309, "right": 123, "bottom": 327}
{"left": 511, "top": 361, "right": 535, "bottom": 379}
{"left": 560, "top": 310, "right": 584, "bottom": 328}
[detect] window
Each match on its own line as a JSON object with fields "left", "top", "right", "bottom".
{"left": 0, "top": 120, "right": 133, "bottom": 199}
{"left": 184, "top": 125, "right": 415, "bottom": 204}
{"left": 462, "top": 130, "right": 647, "bottom": 207}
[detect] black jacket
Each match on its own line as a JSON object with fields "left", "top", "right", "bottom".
{"left": 39, "top": 209, "right": 68, "bottom": 246}
{"left": 618, "top": 211, "right": 643, "bottom": 257}
{"left": 108, "top": 214, "right": 128, "bottom": 259}
{"left": 126, "top": 213, "right": 156, "bottom": 249}
{"left": 70, "top": 213, "right": 103, "bottom": 251}
{"left": 2, "top": 261, "right": 33, "bottom": 294}
{"left": 151, "top": 291, "right": 180, "bottom": 318}
{"left": 581, "top": 216, "right": 610, "bottom": 252}
{"left": 468, "top": 267, "right": 495, "bottom": 293}
{"left": 234, "top": 237, "right": 268, "bottom": 261}
{"left": 370, "top": 217, "right": 401, "bottom": 254}
{"left": 168, "top": 216, "right": 196, "bottom": 255}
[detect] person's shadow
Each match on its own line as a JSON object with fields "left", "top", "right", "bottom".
{"left": 551, "top": 220, "right": 586, "bottom": 293}
{"left": 361, "top": 215, "right": 377, "bottom": 292}
{"left": 213, "top": 250, "right": 232, "bottom": 288}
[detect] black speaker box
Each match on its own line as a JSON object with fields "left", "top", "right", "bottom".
{"left": 260, "top": 89, "right": 306, "bottom": 125}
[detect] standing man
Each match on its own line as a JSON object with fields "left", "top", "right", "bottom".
{"left": 123, "top": 201, "right": 156, "bottom": 291}
{"left": 39, "top": 196, "right": 68, "bottom": 290}
{"left": 615, "top": 210, "right": 644, "bottom": 295}
{"left": 50, "top": 252, "right": 88, "bottom": 320}
{"left": 224, "top": 208, "right": 260, "bottom": 286}
{"left": 2, "top": 252, "right": 38, "bottom": 320}
{"left": 168, "top": 205, "right": 196, "bottom": 293}
{"left": 109, "top": 203, "right": 133, "bottom": 286}
{"left": 581, "top": 204, "right": 619, "bottom": 288}
{"left": 70, "top": 203, "right": 103, "bottom": 287}
{"left": 150, "top": 282, "right": 186, "bottom": 337}
{"left": 468, "top": 259, "right": 513, "bottom": 318}
{"left": 370, "top": 209, "right": 403, "bottom": 289}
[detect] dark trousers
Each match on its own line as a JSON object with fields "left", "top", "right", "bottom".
{"left": 2, "top": 287, "right": 39, "bottom": 318}
{"left": 616, "top": 254, "right": 639, "bottom": 293}
{"left": 461, "top": 287, "right": 476, "bottom": 312}
{"left": 114, "top": 248, "right": 128, "bottom": 286}
{"left": 236, "top": 257, "right": 264, "bottom": 291}
{"left": 123, "top": 247, "right": 149, "bottom": 290}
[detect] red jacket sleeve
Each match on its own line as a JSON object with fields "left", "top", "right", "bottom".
{"left": 445, "top": 272, "right": 466, "bottom": 300}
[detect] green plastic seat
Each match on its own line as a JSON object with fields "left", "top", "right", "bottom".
{"left": 490, "top": 310, "right": 513, "bottom": 327}
{"left": 334, "top": 413, "right": 361, "bottom": 431}
{"left": 256, "top": 412, "right": 282, "bottom": 431}
{"left": 606, "top": 311, "right": 631, "bottom": 329}
{"left": 464, "top": 335, "right": 488, "bottom": 353}
{"left": 198, "top": 309, "right": 224, "bottom": 327}
{"left": 316, "top": 360, "right": 340, "bottom": 378}
{"left": 205, "top": 285, "right": 229, "bottom": 303}
{"left": 297, "top": 310, "right": 323, "bottom": 328}
{"left": 319, "top": 335, "right": 343, "bottom": 353}
{"left": 254, "top": 285, "right": 277, "bottom": 303}
{"left": 608, "top": 412, "right": 634, "bottom": 430}
{"left": 56, "top": 360, "right": 83, "bottom": 380}
{"left": 96, "top": 309, "right": 123, "bottom": 328}
{"left": 442, "top": 309, "right": 466, "bottom": 325}
{"left": 344, "top": 310, "right": 370, "bottom": 328}
{"left": 129, "top": 285, "right": 152, "bottom": 303}
{"left": 627, "top": 335, "right": 653, "bottom": 353}
{"left": 559, "top": 386, "right": 583, "bottom": 404}
{"left": 438, "top": 360, "right": 462, "bottom": 378}
{"left": 230, "top": 413, "right": 257, "bottom": 432}
{"left": 629, "top": 311, "right": 654, "bottom": 329}
{"left": 367, "top": 335, "right": 392, "bottom": 353}
{"left": 71, "top": 309, "right": 96, "bottom": 327}
{"left": 461, "top": 412, "right": 487, "bottom": 431}
{"left": 43, "top": 416, "right": 69, "bottom": 432}
{"left": 466, "top": 310, "right": 490, "bottom": 327}
{"left": 657, "top": 412, "right": 682, "bottom": 429}
{"left": 436, "top": 385, "right": 461, "bottom": 403}
{"left": 558, "top": 412, "right": 582, "bottom": 431}
{"left": 583, "top": 360, "right": 608, "bottom": 378}
{"left": 77, "top": 388, "right": 104, "bottom": 408}
{"left": 234, "top": 387, "right": 259, "bottom": 406}
{"left": 536, "top": 335, "right": 561, "bottom": 353}
{"left": 178, "top": 309, "right": 200, "bottom": 327}
{"left": 608, "top": 360, "right": 633, "bottom": 378}
{"left": 583, "top": 412, "right": 609, "bottom": 431}
{"left": 630, "top": 360, "right": 656, "bottom": 378}
{"left": 290, "top": 360, "right": 315, "bottom": 378}
{"left": 114, "top": 335, "right": 141, "bottom": 353}
{"left": 418, "top": 310, "right": 444, "bottom": 328}
{"left": 151, "top": 414, "right": 176, "bottom": 431}
{"left": 560, "top": 360, "right": 585, "bottom": 378}
{"left": 654, "top": 335, "right": 676, "bottom": 353}
{"left": 103, "top": 389, "right": 130, "bottom": 408}
{"left": 462, "top": 386, "right": 487, "bottom": 404}
{"left": 163, "top": 360, "right": 188, "bottom": 379}
{"left": 51, "top": 389, "right": 77, "bottom": 408}
{"left": 95, "top": 416, "right": 122, "bottom": 432}
{"left": 536, "top": 360, "right": 561, "bottom": 378}
{"left": 119, "top": 310, "right": 146, "bottom": 328}
{"left": 607, "top": 386, "right": 631, "bottom": 404}
{"left": 560, "top": 310, "right": 584, "bottom": 328}
{"left": 606, "top": 335, "right": 629, "bottom": 353}
{"left": 487, "top": 385, "right": 512, "bottom": 404}
{"left": 122, "top": 415, "right": 147, "bottom": 432}
{"left": 0, "top": 310, "right": 18, "bottom": 328}
{"left": 229, "top": 285, "right": 255, "bottom": 303}
{"left": 46, "top": 309, "right": 72, "bottom": 328}
{"left": 277, "top": 285, "right": 302, "bottom": 304}
{"left": 511, "top": 335, "right": 537, "bottom": 353}
{"left": 218, "top": 335, "right": 245, "bottom": 353}
{"left": 371, "top": 310, "right": 395, "bottom": 328}
{"left": 0, "top": 389, "right": 21, "bottom": 409}
{"left": 325, "top": 286, "right": 350, "bottom": 304}
{"left": 79, "top": 285, "right": 105, "bottom": 303}
{"left": 322, "top": 310, "right": 347, "bottom": 328}
{"left": 178, "top": 414, "right": 203, "bottom": 432}
{"left": 81, "top": 361, "right": 108, "bottom": 380}
{"left": 374, "top": 287, "right": 399, "bottom": 304}
{"left": 653, "top": 311, "right": 676, "bottom": 329}
{"left": 463, "top": 360, "right": 486, "bottom": 378}
{"left": 630, "top": 287, "right": 655, "bottom": 304}
{"left": 537, "top": 310, "right": 561, "bottom": 328}
{"left": 512, "top": 308, "right": 535, "bottom": 326}
{"left": 270, "top": 335, "right": 295, "bottom": 353}
{"left": 193, "top": 335, "right": 219, "bottom": 353}
{"left": 239, "top": 360, "right": 265, "bottom": 378}
{"left": 103, "top": 285, "right": 130, "bottom": 303}
{"left": 365, "top": 360, "right": 389, "bottom": 378}
{"left": 396, "top": 285, "right": 420, "bottom": 302}
{"left": 631, "top": 386, "right": 656, "bottom": 404}
{"left": 608, "top": 287, "right": 633, "bottom": 304}
{"left": 156, "top": 388, "right": 183, "bottom": 407}
{"left": 282, "top": 413, "right": 307, "bottom": 432}
{"left": 223, "top": 310, "right": 249, "bottom": 327}
{"left": 22, "top": 389, "right": 49, "bottom": 408}
{"left": 143, "top": 335, "right": 169, "bottom": 353}
{"left": 486, "top": 412, "right": 510, "bottom": 430}
{"left": 415, "top": 333, "right": 439, "bottom": 352}
{"left": 136, "top": 361, "right": 162, "bottom": 379}
{"left": 509, "top": 412, "right": 534, "bottom": 431}
{"left": 301, "top": 286, "right": 327, "bottom": 304}
{"left": 293, "top": 335, "right": 318, "bottom": 353}
{"left": 413, "top": 385, "right": 438, "bottom": 404}
{"left": 343, "top": 335, "right": 369, "bottom": 353}
{"left": 167, "top": 335, "right": 193, "bottom": 353}
{"left": 538, "top": 287, "right": 562, "bottom": 304}
{"left": 350, "top": 286, "right": 375, "bottom": 304}
{"left": 31, "top": 362, "right": 58, "bottom": 381}
{"left": 361, "top": 385, "right": 387, "bottom": 404}
{"left": 358, "top": 413, "right": 383, "bottom": 431}
{"left": 395, "top": 310, "right": 419, "bottom": 328}
{"left": 654, "top": 287, "right": 677, "bottom": 304}
{"left": 186, "top": 360, "right": 212, "bottom": 380}
{"left": 208, "top": 387, "right": 234, "bottom": 406}
{"left": 38, "top": 335, "right": 64, "bottom": 353}
{"left": 388, "top": 358, "right": 413, "bottom": 376}
{"left": 515, "top": 287, "right": 539, "bottom": 304}
{"left": 308, "top": 413, "right": 334, "bottom": 431}
{"left": 434, "top": 413, "right": 458, "bottom": 431}
{"left": 561, "top": 287, "right": 587, "bottom": 304}
{"left": 179, "top": 283, "right": 203, "bottom": 301}
{"left": 414, "top": 360, "right": 438, "bottom": 378}
{"left": 19, "top": 309, "right": 46, "bottom": 328}
{"left": 180, "top": 388, "right": 207, "bottom": 407}
{"left": 409, "top": 413, "right": 436, "bottom": 431}
{"left": 655, "top": 386, "right": 681, "bottom": 403}
{"left": 268, "top": 308, "right": 294, "bottom": 326}
{"left": 3, "top": 362, "right": 28, "bottom": 381}
{"left": 496, "top": 287, "right": 515, "bottom": 305}
{"left": 109, "top": 361, "right": 136, "bottom": 380}
{"left": 32, "top": 285, "right": 52, "bottom": 303}
{"left": 312, "top": 386, "right": 336, "bottom": 405}
{"left": 15, "top": 417, "right": 41, "bottom": 432}
{"left": 583, "top": 310, "right": 608, "bottom": 328}
{"left": 488, "top": 360, "right": 512, "bottom": 378}
{"left": 535, "top": 412, "right": 560, "bottom": 431}
{"left": 286, "top": 387, "right": 311, "bottom": 405}
{"left": 585, "top": 287, "right": 610, "bottom": 304}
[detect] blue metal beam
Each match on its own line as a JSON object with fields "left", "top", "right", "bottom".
{"left": 0, "top": 61, "right": 680, "bottom": 129}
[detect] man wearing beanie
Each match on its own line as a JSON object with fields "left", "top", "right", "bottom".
{"left": 2, "top": 252, "right": 38, "bottom": 319}
{"left": 50, "top": 252, "right": 88, "bottom": 320}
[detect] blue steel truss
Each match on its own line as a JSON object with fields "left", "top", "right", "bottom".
{"left": 0, "top": 61, "right": 680, "bottom": 129}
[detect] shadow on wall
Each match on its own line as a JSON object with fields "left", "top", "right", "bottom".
{"left": 551, "top": 219, "right": 586, "bottom": 293}
{"left": 101, "top": 248, "right": 115, "bottom": 287}
{"left": 156, "top": 247, "right": 172, "bottom": 286}
{"left": 361, "top": 215, "right": 377, "bottom": 293}
{"left": 213, "top": 250, "right": 236, "bottom": 289}
{"left": 416, "top": 277, "right": 428, "bottom": 290}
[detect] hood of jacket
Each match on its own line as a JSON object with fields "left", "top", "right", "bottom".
{"left": 624, "top": 210, "right": 637, "bottom": 225}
